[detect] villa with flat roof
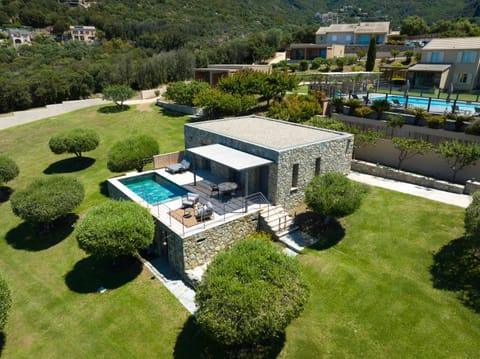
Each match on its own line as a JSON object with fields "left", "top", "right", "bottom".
{"left": 108, "top": 115, "right": 353, "bottom": 283}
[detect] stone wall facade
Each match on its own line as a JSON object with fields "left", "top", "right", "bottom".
{"left": 184, "top": 125, "right": 353, "bottom": 209}
{"left": 153, "top": 213, "right": 259, "bottom": 276}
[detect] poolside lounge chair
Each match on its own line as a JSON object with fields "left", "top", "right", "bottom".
{"left": 166, "top": 159, "right": 190, "bottom": 174}
{"left": 182, "top": 192, "right": 199, "bottom": 208}
{"left": 352, "top": 94, "right": 359, "bottom": 100}
{"left": 474, "top": 107, "right": 480, "bottom": 116}
{"left": 392, "top": 99, "right": 402, "bottom": 108}
{"left": 196, "top": 201, "right": 214, "bottom": 221}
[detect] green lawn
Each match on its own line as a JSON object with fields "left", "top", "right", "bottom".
{"left": 0, "top": 104, "right": 479, "bottom": 358}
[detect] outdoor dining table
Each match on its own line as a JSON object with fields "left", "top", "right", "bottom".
{"left": 217, "top": 182, "right": 238, "bottom": 196}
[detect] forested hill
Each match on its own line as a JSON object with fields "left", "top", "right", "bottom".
{"left": 1, "top": 0, "right": 479, "bottom": 41}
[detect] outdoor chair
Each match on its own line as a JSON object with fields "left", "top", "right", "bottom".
{"left": 196, "top": 201, "right": 214, "bottom": 221}
{"left": 166, "top": 159, "right": 190, "bottom": 174}
{"left": 182, "top": 192, "right": 199, "bottom": 208}
{"left": 352, "top": 94, "right": 359, "bottom": 100}
{"left": 474, "top": 107, "right": 480, "bottom": 116}
{"left": 392, "top": 99, "right": 402, "bottom": 108}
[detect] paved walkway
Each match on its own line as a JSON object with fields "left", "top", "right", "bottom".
{"left": 348, "top": 171, "right": 472, "bottom": 208}
{"left": 0, "top": 97, "right": 158, "bottom": 130}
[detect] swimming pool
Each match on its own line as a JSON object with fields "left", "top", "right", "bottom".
{"left": 370, "top": 94, "right": 480, "bottom": 114}
{"left": 120, "top": 173, "right": 187, "bottom": 205}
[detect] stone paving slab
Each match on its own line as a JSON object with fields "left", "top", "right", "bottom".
{"left": 278, "top": 230, "right": 319, "bottom": 253}
{"left": 144, "top": 258, "right": 197, "bottom": 314}
{"left": 348, "top": 171, "right": 472, "bottom": 208}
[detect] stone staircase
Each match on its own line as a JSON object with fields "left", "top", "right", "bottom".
{"left": 260, "top": 205, "right": 298, "bottom": 239}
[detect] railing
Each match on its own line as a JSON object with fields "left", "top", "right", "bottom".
{"left": 244, "top": 192, "right": 270, "bottom": 215}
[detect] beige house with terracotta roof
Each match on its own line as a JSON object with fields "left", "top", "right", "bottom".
{"left": 315, "top": 22, "right": 390, "bottom": 45}
{"left": 408, "top": 37, "right": 480, "bottom": 91}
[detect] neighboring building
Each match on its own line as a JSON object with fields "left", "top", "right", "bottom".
{"left": 194, "top": 64, "right": 272, "bottom": 86}
{"left": 7, "top": 28, "right": 32, "bottom": 48}
{"left": 69, "top": 25, "right": 96, "bottom": 44}
{"left": 316, "top": 21, "right": 390, "bottom": 45}
{"left": 407, "top": 37, "right": 480, "bottom": 92}
{"left": 108, "top": 115, "right": 353, "bottom": 281}
{"left": 286, "top": 43, "right": 344, "bottom": 61}
{"left": 59, "top": 0, "right": 90, "bottom": 8}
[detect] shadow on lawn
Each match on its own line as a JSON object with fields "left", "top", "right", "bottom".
{"left": 99, "top": 180, "right": 109, "bottom": 197}
{"left": 0, "top": 186, "right": 13, "bottom": 203}
{"left": 5, "top": 214, "right": 78, "bottom": 251}
{"left": 0, "top": 332, "right": 5, "bottom": 357}
{"left": 43, "top": 157, "right": 95, "bottom": 174}
{"left": 65, "top": 255, "right": 142, "bottom": 294}
{"left": 158, "top": 107, "right": 187, "bottom": 118}
{"left": 430, "top": 236, "right": 480, "bottom": 313}
{"left": 174, "top": 316, "right": 285, "bottom": 359}
{"left": 295, "top": 211, "right": 345, "bottom": 250}
{"left": 97, "top": 104, "right": 130, "bottom": 114}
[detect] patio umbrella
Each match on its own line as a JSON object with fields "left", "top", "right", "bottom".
{"left": 404, "top": 79, "right": 410, "bottom": 97}
{"left": 446, "top": 83, "right": 453, "bottom": 102}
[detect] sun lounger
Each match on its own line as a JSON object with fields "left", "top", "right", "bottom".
{"left": 166, "top": 159, "right": 190, "bottom": 174}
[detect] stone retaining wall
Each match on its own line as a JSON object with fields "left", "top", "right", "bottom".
{"left": 352, "top": 160, "right": 465, "bottom": 193}
{"left": 156, "top": 100, "right": 204, "bottom": 117}
{"left": 465, "top": 180, "right": 480, "bottom": 194}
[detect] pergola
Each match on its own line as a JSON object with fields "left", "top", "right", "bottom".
{"left": 187, "top": 144, "right": 272, "bottom": 197}
{"left": 309, "top": 71, "right": 382, "bottom": 95}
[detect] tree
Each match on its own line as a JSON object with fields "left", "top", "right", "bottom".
{"left": 102, "top": 85, "right": 135, "bottom": 109}
{"left": 356, "top": 50, "right": 366, "bottom": 61}
{"left": 464, "top": 192, "right": 480, "bottom": 237}
{"left": 107, "top": 135, "right": 159, "bottom": 172}
{"left": 267, "top": 94, "right": 322, "bottom": 123}
{"left": 195, "top": 239, "right": 309, "bottom": 347}
{"left": 392, "top": 137, "right": 433, "bottom": 170}
{"left": 0, "top": 155, "right": 19, "bottom": 184}
{"left": 404, "top": 50, "right": 415, "bottom": 63}
{"left": 438, "top": 140, "right": 480, "bottom": 182}
{"left": 390, "top": 49, "right": 400, "bottom": 61}
{"left": 348, "top": 127, "right": 380, "bottom": 159}
{"left": 386, "top": 114, "right": 405, "bottom": 135}
{"left": 49, "top": 128, "right": 100, "bottom": 158}
{"left": 0, "top": 273, "right": 11, "bottom": 332}
{"left": 305, "top": 173, "right": 367, "bottom": 220}
{"left": 401, "top": 16, "right": 429, "bottom": 36}
{"left": 76, "top": 200, "right": 155, "bottom": 258}
{"left": 193, "top": 88, "right": 256, "bottom": 118}
{"left": 164, "top": 81, "right": 210, "bottom": 106}
{"left": 10, "top": 176, "right": 84, "bottom": 226}
{"left": 365, "top": 37, "right": 376, "bottom": 71}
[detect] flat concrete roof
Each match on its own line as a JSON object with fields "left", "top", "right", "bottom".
{"left": 408, "top": 64, "right": 451, "bottom": 72}
{"left": 187, "top": 144, "right": 272, "bottom": 170}
{"left": 186, "top": 115, "right": 348, "bottom": 151}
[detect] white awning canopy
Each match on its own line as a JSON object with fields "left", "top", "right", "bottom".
{"left": 187, "top": 144, "right": 272, "bottom": 171}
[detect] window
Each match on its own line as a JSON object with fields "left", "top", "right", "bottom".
{"left": 331, "top": 35, "right": 337, "bottom": 42}
{"left": 456, "top": 73, "right": 472, "bottom": 84}
{"left": 345, "top": 35, "right": 352, "bottom": 42}
{"left": 430, "top": 52, "right": 444, "bottom": 63}
{"left": 459, "top": 51, "right": 476, "bottom": 63}
{"left": 315, "top": 158, "right": 321, "bottom": 176}
{"left": 291, "top": 164, "right": 299, "bottom": 188}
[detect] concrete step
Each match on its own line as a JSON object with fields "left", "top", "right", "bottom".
{"left": 269, "top": 219, "right": 295, "bottom": 232}
{"left": 265, "top": 213, "right": 293, "bottom": 225}
{"left": 278, "top": 230, "right": 318, "bottom": 253}
{"left": 275, "top": 224, "right": 299, "bottom": 237}
{"left": 260, "top": 205, "right": 284, "bottom": 217}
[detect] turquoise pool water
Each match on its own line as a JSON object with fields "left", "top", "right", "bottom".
{"left": 371, "top": 94, "right": 480, "bottom": 114}
{"left": 121, "top": 174, "right": 187, "bottom": 205}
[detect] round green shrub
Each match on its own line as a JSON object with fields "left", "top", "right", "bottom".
{"left": 10, "top": 176, "right": 84, "bottom": 224}
{"left": 305, "top": 172, "right": 367, "bottom": 219}
{"left": 195, "top": 239, "right": 309, "bottom": 347}
{"left": 465, "top": 191, "right": 480, "bottom": 237}
{"left": 354, "top": 105, "right": 374, "bottom": 118}
{"left": 0, "top": 155, "right": 19, "bottom": 184}
{"left": 107, "top": 135, "right": 159, "bottom": 172}
{"left": 426, "top": 114, "right": 446, "bottom": 129}
{"left": 49, "top": 128, "right": 100, "bottom": 157}
{"left": 0, "top": 273, "right": 11, "bottom": 332}
{"left": 75, "top": 200, "right": 155, "bottom": 258}
{"left": 465, "top": 119, "right": 480, "bottom": 135}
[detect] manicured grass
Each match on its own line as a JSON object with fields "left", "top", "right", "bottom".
{"left": 0, "top": 104, "right": 190, "bottom": 358}
{"left": 283, "top": 188, "right": 480, "bottom": 358}
{"left": 1, "top": 103, "right": 479, "bottom": 357}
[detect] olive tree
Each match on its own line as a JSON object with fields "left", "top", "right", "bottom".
{"left": 392, "top": 137, "right": 433, "bottom": 170}
{"left": 102, "top": 85, "right": 135, "bottom": 109}
{"left": 438, "top": 140, "right": 480, "bottom": 182}
{"left": 107, "top": 135, "right": 159, "bottom": 172}
{"left": 0, "top": 273, "right": 11, "bottom": 332}
{"left": 75, "top": 200, "right": 155, "bottom": 258}
{"left": 305, "top": 173, "right": 367, "bottom": 220}
{"left": 49, "top": 128, "right": 100, "bottom": 158}
{"left": 0, "top": 155, "right": 19, "bottom": 184}
{"left": 10, "top": 176, "right": 84, "bottom": 226}
{"left": 195, "top": 239, "right": 309, "bottom": 347}
{"left": 164, "top": 81, "right": 210, "bottom": 106}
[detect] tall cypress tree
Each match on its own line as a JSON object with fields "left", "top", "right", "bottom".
{"left": 365, "top": 37, "right": 377, "bottom": 71}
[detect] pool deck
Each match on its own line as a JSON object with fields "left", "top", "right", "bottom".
{"left": 109, "top": 169, "right": 269, "bottom": 238}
